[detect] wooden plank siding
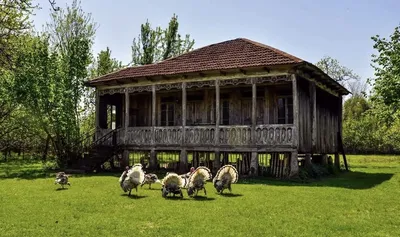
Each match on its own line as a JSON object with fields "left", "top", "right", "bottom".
{"left": 315, "top": 87, "right": 340, "bottom": 154}
{"left": 297, "top": 77, "right": 312, "bottom": 153}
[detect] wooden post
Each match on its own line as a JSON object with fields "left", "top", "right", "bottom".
{"left": 215, "top": 79, "right": 220, "bottom": 145}
{"left": 251, "top": 78, "right": 257, "bottom": 144}
{"left": 292, "top": 74, "right": 299, "bottom": 149}
{"left": 95, "top": 90, "right": 100, "bottom": 140}
{"left": 250, "top": 151, "right": 258, "bottom": 176}
{"left": 289, "top": 151, "right": 299, "bottom": 177}
{"left": 180, "top": 149, "right": 188, "bottom": 173}
{"left": 309, "top": 81, "right": 317, "bottom": 151}
{"left": 182, "top": 82, "right": 187, "bottom": 145}
{"left": 214, "top": 150, "right": 221, "bottom": 174}
{"left": 124, "top": 89, "right": 130, "bottom": 145}
{"left": 151, "top": 85, "right": 156, "bottom": 144}
{"left": 304, "top": 153, "right": 312, "bottom": 168}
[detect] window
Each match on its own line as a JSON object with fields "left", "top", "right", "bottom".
{"left": 161, "top": 103, "right": 175, "bottom": 126}
{"left": 277, "top": 96, "right": 293, "bottom": 124}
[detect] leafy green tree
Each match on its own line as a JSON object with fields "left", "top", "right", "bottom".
{"left": 131, "top": 14, "right": 195, "bottom": 65}
{"left": 370, "top": 25, "right": 400, "bottom": 116}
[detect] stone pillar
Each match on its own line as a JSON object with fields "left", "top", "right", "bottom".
{"left": 250, "top": 151, "right": 259, "bottom": 176}
{"left": 289, "top": 151, "right": 299, "bottom": 177}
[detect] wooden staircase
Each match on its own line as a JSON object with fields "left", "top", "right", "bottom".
{"left": 72, "top": 129, "right": 122, "bottom": 172}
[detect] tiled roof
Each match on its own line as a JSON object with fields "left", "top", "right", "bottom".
{"left": 88, "top": 38, "right": 304, "bottom": 84}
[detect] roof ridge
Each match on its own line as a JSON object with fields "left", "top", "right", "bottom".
{"left": 238, "top": 38, "right": 303, "bottom": 62}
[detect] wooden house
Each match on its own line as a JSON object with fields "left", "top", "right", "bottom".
{"left": 84, "top": 38, "right": 349, "bottom": 178}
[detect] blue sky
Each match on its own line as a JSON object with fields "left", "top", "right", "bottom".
{"left": 31, "top": 0, "right": 400, "bottom": 82}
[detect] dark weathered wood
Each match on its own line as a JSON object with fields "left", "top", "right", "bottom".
{"left": 334, "top": 153, "right": 340, "bottom": 169}
{"left": 182, "top": 82, "right": 187, "bottom": 144}
{"left": 291, "top": 74, "right": 299, "bottom": 149}
{"left": 251, "top": 79, "right": 257, "bottom": 144}
{"left": 290, "top": 151, "right": 299, "bottom": 177}
{"left": 338, "top": 131, "right": 348, "bottom": 171}
{"left": 124, "top": 90, "right": 130, "bottom": 144}
{"left": 215, "top": 79, "right": 220, "bottom": 145}
{"left": 151, "top": 85, "right": 156, "bottom": 145}
{"left": 264, "top": 87, "right": 270, "bottom": 124}
{"left": 309, "top": 81, "right": 317, "bottom": 151}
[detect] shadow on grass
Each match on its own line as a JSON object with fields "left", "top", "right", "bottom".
{"left": 120, "top": 193, "right": 147, "bottom": 199}
{"left": 162, "top": 196, "right": 189, "bottom": 201}
{"left": 190, "top": 196, "right": 216, "bottom": 201}
{"left": 55, "top": 187, "right": 69, "bottom": 191}
{"left": 239, "top": 171, "right": 394, "bottom": 190}
{"left": 218, "top": 193, "right": 243, "bottom": 198}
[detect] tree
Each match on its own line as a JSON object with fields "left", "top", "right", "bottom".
{"left": 316, "top": 56, "right": 361, "bottom": 91}
{"left": 370, "top": 25, "right": 400, "bottom": 113}
{"left": 131, "top": 14, "right": 195, "bottom": 65}
{"left": 13, "top": 0, "right": 97, "bottom": 167}
{"left": 0, "top": 0, "right": 37, "bottom": 70}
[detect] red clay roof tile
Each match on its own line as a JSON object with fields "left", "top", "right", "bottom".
{"left": 88, "top": 38, "right": 304, "bottom": 84}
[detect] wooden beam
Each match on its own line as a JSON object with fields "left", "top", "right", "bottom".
{"left": 295, "top": 69, "right": 339, "bottom": 97}
{"left": 145, "top": 76, "right": 155, "bottom": 82}
{"left": 220, "top": 71, "right": 227, "bottom": 76}
{"left": 291, "top": 74, "right": 299, "bottom": 149}
{"left": 183, "top": 75, "right": 189, "bottom": 79}
{"left": 263, "top": 67, "right": 270, "bottom": 73}
{"left": 239, "top": 69, "right": 247, "bottom": 75}
{"left": 199, "top": 72, "right": 206, "bottom": 77}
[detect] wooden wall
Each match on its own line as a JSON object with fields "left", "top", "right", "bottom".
{"left": 297, "top": 78, "right": 312, "bottom": 153}
{"left": 315, "top": 87, "right": 339, "bottom": 154}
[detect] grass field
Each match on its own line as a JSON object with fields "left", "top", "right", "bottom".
{"left": 0, "top": 155, "right": 399, "bottom": 237}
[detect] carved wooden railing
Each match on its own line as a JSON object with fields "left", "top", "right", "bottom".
{"left": 119, "top": 124, "right": 296, "bottom": 147}
{"left": 254, "top": 124, "right": 294, "bottom": 146}
{"left": 219, "top": 126, "right": 252, "bottom": 146}
{"left": 185, "top": 126, "right": 215, "bottom": 145}
{"left": 126, "top": 127, "right": 152, "bottom": 145}
{"left": 154, "top": 126, "right": 182, "bottom": 145}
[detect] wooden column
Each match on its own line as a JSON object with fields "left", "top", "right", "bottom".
{"left": 215, "top": 79, "right": 220, "bottom": 145}
{"left": 292, "top": 74, "right": 299, "bottom": 149}
{"left": 182, "top": 82, "right": 187, "bottom": 144}
{"left": 291, "top": 74, "right": 300, "bottom": 177}
{"left": 309, "top": 81, "right": 317, "bottom": 152}
{"left": 250, "top": 152, "right": 259, "bottom": 176}
{"left": 180, "top": 82, "right": 188, "bottom": 173}
{"left": 335, "top": 95, "right": 343, "bottom": 169}
{"left": 251, "top": 78, "right": 257, "bottom": 143}
{"left": 95, "top": 90, "right": 100, "bottom": 140}
{"left": 150, "top": 85, "right": 157, "bottom": 170}
{"left": 124, "top": 90, "right": 130, "bottom": 144}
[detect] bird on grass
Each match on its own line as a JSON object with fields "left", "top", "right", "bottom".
{"left": 54, "top": 172, "right": 71, "bottom": 189}
{"left": 161, "top": 172, "right": 184, "bottom": 198}
{"left": 213, "top": 165, "right": 239, "bottom": 194}
{"left": 187, "top": 166, "right": 212, "bottom": 197}
{"left": 119, "top": 164, "right": 145, "bottom": 196}
{"left": 141, "top": 173, "right": 161, "bottom": 189}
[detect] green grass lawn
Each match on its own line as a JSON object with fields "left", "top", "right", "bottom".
{"left": 0, "top": 155, "right": 399, "bottom": 237}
